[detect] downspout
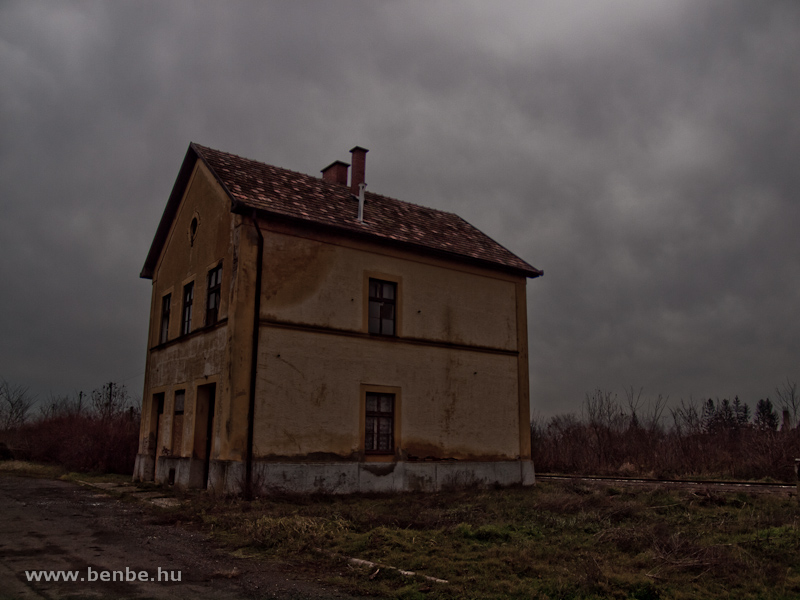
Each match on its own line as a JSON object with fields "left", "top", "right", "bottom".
{"left": 245, "top": 210, "right": 264, "bottom": 499}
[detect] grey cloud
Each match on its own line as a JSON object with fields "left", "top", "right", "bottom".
{"left": 1, "top": 0, "right": 798, "bottom": 417}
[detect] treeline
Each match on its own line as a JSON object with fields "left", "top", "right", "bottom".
{"left": 0, "top": 380, "right": 139, "bottom": 474}
{"left": 532, "top": 381, "right": 800, "bottom": 482}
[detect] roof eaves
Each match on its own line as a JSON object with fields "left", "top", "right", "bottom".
{"left": 232, "top": 202, "right": 542, "bottom": 278}
{"left": 450, "top": 214, "right": 543, "bottom": 278}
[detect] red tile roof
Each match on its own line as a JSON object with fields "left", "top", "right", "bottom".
{"left": 141, "top": 143, "right": 541, "bottom": 279}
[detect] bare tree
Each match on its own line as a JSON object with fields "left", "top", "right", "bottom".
{"left": 91, "top": 382, "right": 131, "bottom": 420}
{"left": 624, "top": 386, "right": 668, "bottom": 433}
{"left": 38, "top": 391, "right": 87, "bottom": 420}
{"left": 775, "top": 378, "right": 799, "bottom": 428}
{"left": 624, "top": 386, "right": 644, "bottom": 430}
{"left": 0, "top": 378, "right": 35, "bottom": 431}
{"left": 670, "top": 398, "right": 703, "bottom": 436}
{"left": 646, "top": 393, "right": 669, "bottom": 433}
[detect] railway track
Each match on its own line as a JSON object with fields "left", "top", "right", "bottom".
{"left": 537, "top": 473, "right": 797, "bottom": 495}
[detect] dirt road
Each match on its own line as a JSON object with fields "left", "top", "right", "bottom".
{"left": 0, "top": 475, "right": 363, "bottom": 599}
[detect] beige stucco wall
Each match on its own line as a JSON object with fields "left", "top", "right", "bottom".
{"left": 147, "top": 326, "right": 227, "bottom": 390}
{"left": 253, "top": 327, "right": 521, "bottom": 460}
{"left": 139, "top": 162, "right": 246, "bottom": 463}
{"left": 260, "top": 230, "right": 519, "bottom": 351}
{"left": 252, "top": 226, "right": 526, "bottom": 462}
{"left": 149, "top": 162, "right": 234, "bottom": 345}
{"left": 145, "top": 327, "right": 225, "bottom": 461}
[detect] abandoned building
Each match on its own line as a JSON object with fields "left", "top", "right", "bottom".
{"left": 133, "top": 142, "right": 543, "bottom": 494}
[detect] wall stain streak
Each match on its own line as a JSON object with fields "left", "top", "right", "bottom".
{"left": 312, "top": 383, "right": 328, "bottom": 407}
{"left": 263, "top": 237, "right": 335, "bottom": 308}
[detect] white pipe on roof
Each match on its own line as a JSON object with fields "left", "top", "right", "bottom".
{"left": 358, "top": 182, "right": 366, "bottom": 223}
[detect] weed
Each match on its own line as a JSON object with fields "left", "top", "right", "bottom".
{"left": 166, "top": 480, "right": 800, "bottom": 599}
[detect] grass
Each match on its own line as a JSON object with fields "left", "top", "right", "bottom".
{"left": 0, "top": 459, "right": 134, "bottom": 486}
{"left": 61, "top": 470, "right": 135, "bottom": 485}
{"left": 3, "top": 461, "right": 798, "bottom": 598}
{"left": 173, "top": 481, "right": 800, "bottom": 599}
{"left": 0, "top": 459, "right": 66, "bottom": 478}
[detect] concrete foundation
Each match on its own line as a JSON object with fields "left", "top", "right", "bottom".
{"left": 132, "top": 453, "right": 155, "bottom": 483}
{"left": 134, "top": 455, "right": 535, "bottom": 495}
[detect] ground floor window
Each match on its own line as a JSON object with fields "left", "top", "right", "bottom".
{"left": 365, "top": 392, "right": 394, "bottom": 454}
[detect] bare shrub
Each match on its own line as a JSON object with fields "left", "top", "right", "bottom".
{"left": 532, "top": 384, "right": 800, "bottom": 482}
{"left": 532, "top": 413, "right": 587, "bottom": 473}
{"left": 13, "top": 383, "right": 140, "bottom": 474}
{"left": 584, "top": 389, "right": 626, "bottom": 472}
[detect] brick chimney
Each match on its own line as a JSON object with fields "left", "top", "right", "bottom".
{"left": 321, "top": 160, "right": 349, "bottom": 186}
{"left": 349, "top": 146, "right": 368, "bottom": 195}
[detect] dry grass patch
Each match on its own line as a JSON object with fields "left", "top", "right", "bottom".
{"left": 0, "top": 460, "right": 65, "bottom": 478}
{"left": 173, "top": 481, "right": 800, "bottom": 599}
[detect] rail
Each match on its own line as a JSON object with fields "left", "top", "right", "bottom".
{"left": 537, "top": 473, "right": 795, "bottom": 492}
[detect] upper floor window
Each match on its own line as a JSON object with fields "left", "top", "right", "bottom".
{"left": 159, "top": 294, "right": 171, "bottom": 344}
{"left": 206, "top": 265, "right": 222, "bottom": 326}
{"left": 181, "top": 282, "right": 194, "bottom": 336}
{"left": 189, "top": 216, "right": 198, "bottom": 246}
{"left": 368, "top": 278, "right": 396, "bottom": 336}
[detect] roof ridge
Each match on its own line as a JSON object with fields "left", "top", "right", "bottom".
{"left": 192, "top": 142, "right": 322, "bottom": 184}
{"left": 186, "top": 143, "right": 541, "bottom": 278}
{"left": 192, "top": 142, "right": 463, "bottom": 218}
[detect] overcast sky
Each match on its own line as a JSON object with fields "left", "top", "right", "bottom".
{"left": 2, "top": 1, "right": 799, "bottom": 420}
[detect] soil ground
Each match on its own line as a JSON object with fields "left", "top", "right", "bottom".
{"left": 0, "top": 475, "right": 365, "bottom": 600}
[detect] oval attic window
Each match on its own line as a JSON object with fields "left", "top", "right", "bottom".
{"left": 190, "top": 217, "right": 198, "bottom": 246}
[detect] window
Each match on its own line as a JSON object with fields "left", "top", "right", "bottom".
{"left": 174, "top": 390, "right": 185, "bottom": 416}
{"left": 365, "top": 392, "right": 394, "bottom": 454}
{"left": 190, "top": 217, "right": 198, "bottom": 246}
{"left": 181, "top": 282, "right": 194, "bottom": 336}
{"left": 154, "top": 393, "right": 165, "bottom": 417}
{"left": 368, "top": 279, "right": 396, "bottom": 335}
{"left": 150, "top": 392, "right": 165, "bottom": 454}
{"left": 159, "top": 294, "right": 171, "bottom": 344}
{"left": 206, "top": 265, "right": 222, "bottom": 326}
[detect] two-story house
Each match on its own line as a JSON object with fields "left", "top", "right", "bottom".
{"left": 133, "top": 143, "right": 542, "bottom": 494}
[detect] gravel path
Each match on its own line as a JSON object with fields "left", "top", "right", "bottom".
{"left": 0, "top": 475, "right": 365, "bottom": 600}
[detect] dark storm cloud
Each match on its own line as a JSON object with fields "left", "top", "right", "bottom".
{"left": 1, "top": 0, "right": 798, "bottom": 417}
{"left": 511, "top": 2, "right": 800, "bottom": 413}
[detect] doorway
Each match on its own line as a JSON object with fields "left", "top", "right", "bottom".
{"left": 193, "top": 383, "right": 216, "bottom": 489}
{"left": 150, "top": 393, "right": 165, "bottom": 481}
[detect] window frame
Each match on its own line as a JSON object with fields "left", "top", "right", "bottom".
{"left": 206, "top": 264, "right": 222, "bottom": 326}
{"left": 173, "top": 389, "right": 185, "bottom": 416}
{"left": 159, "top": 293, "right": 171, "bottom": 344}
{"left": 366, "top": 276, "right": 400, "bottom": 336}
{"left": 181, "top": 281, "right": 194, "bottom": 336}
{"left": 364, "top": 392, "right": 395, "bottom": 454}
{"left": 360, "top": 384, "right": 401, "bottom": 461}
